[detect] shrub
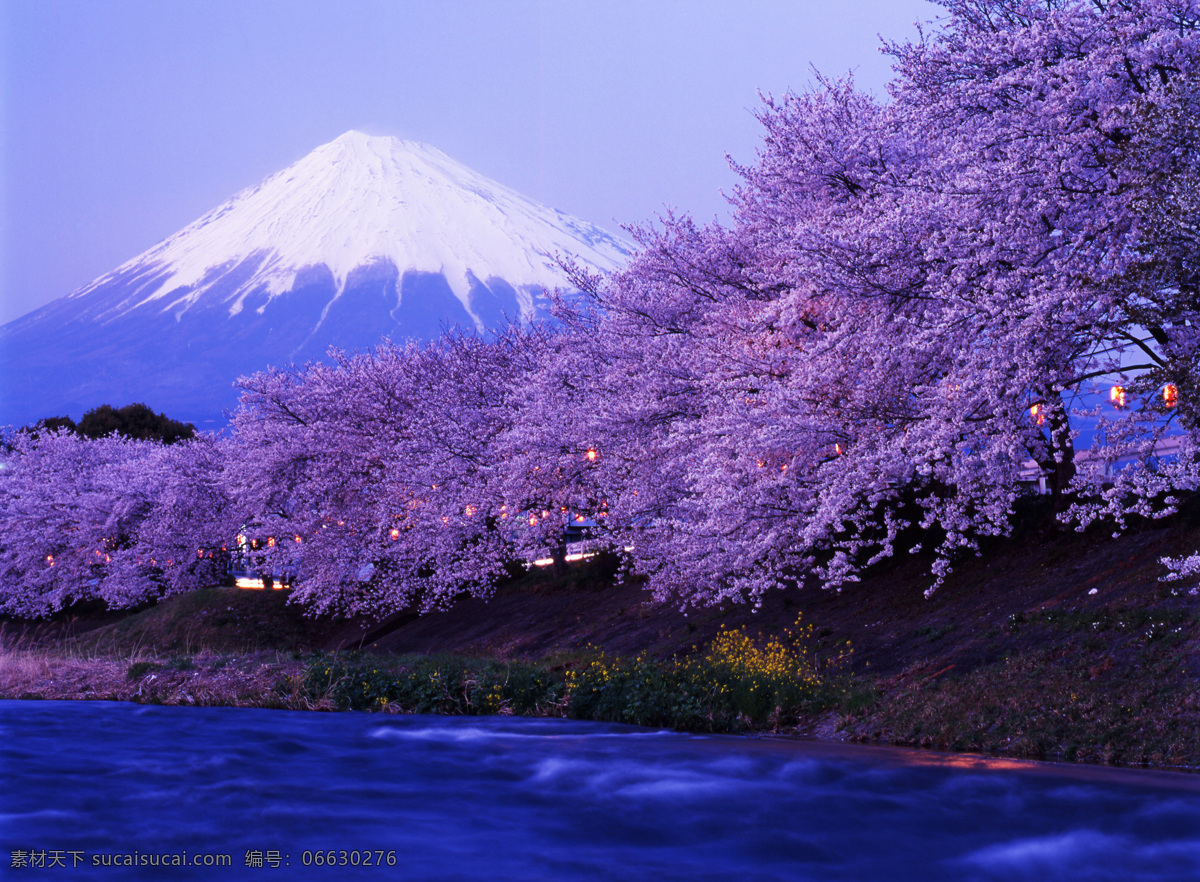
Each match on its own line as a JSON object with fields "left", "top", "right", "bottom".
{"left": 300, "top": 617, "right": 853, "bottom": 733}
{"left": 566, "top": 616, "right": 851, "bottom": 731}
{"left": 301, "top": 653, "right": 563, "bottom": 714}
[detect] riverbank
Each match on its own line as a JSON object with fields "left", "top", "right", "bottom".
{"left": 4, "top": 500, "right": 1200, "bottom": 768}
{"left": 4, "top": 627, "right": 1199, "bottom": 770}
{"left": 0, "top": 629, "right": 859, "bottom": 736}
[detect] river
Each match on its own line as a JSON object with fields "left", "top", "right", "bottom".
{"left": 3, "top": 700, "right": 1200, "bottom": 880}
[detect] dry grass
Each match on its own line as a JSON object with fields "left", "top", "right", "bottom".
{"left": 0, "top": 644, "right": 129, "bottom": 700}
{"left": 0, "top": 646, "right": 59, "bottom": 690}
{"left": 0, "top": 630, "right": 315, "bottom": 709}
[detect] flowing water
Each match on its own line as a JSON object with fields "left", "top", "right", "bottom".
{"left": 3, "top": 700, "right": 1200, "bottom": 880}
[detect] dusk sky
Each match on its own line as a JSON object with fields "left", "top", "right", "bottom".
{"left": 0, "top": 0, "right": 937, "bottom": 326}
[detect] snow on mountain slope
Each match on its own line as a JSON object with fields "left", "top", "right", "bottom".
{"left": 0, "top": 132, "right": 631, "bottom": 429}
{"left": 77, "top": 131, "right": 629, "bottom": 329}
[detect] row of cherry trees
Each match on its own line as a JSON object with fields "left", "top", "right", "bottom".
{"left": 0, "top": 330, "right": 603, "bottom": 618}
{"left": 3, "top": 0, "right": 1198, "bottom": 618}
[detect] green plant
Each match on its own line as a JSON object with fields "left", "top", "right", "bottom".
{"left": 565, "top": 617, "right": 854, "bottom": 732}
{"left": 126, "top": 660, "right": 161, "bottom": 680}
{"left": 300, "top": 653, "right": 564, "bottom": 714}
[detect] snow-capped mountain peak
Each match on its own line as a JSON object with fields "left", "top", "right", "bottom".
{"left": 0, "top": 133, "right": 630, "bottom": 429}
{"left": 77, "top": 131, "right": 628, "bottom": 329}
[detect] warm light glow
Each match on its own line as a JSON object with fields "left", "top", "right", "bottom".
{"left": 46, "top": 554, "right": 54, "bottom": 565}
{"left": 198, "top": 549, "right": 205, "bottom": 559}
{"left": 1030, "top": 404, "right": 1044, "bottom": 426}
{"left": 1164, "top": 383, "right": 1179, "bottom": 408}
{"left": 267, "top": 536, "right": 276, "bottom": 548}
{"left": 834, "top": 443, "right": 843, "bottom": 455}
{"left": 585, "top": 448, "right": 598, "bottom": 462}
{"left": 575, "top": 515, "right": 585, "bottom": 522}
{"left": 531, "top": 551, "right": 598, "bottom": 567}
{"left": 465, "top": 504, "right": 475, "bottom": 517}
{"left": 294, "top": 534, "right": 302, "bottom": 543}
{"left": 236, "top": 576, "right": 289, "bottom": 591}
{"left": 529, "top": 515, "right": 538, "bottom": 526}
{"left": 390, "top": 528, "right": 400, "bottom": 540}
{"left": 1110, "top": 385, "right": 1126, "bottom": 408}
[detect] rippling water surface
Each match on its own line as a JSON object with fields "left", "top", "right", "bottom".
{"left": 4, "top": 700, "right": 1200, "bottom": 880}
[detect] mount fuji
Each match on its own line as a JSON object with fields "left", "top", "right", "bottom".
{"left": 0, "top": 131, "right": 629, "bottom": 429}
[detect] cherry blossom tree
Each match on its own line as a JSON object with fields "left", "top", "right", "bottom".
{"left": 225, "top": 331, "right": 544, "bottom": 617}
{"left": 0, "top": 430, "right": 234, "bottom": 617}
{"left": 533, "top": 0, "right": 1200, "bottom": 605}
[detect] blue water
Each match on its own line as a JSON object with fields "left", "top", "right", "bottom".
{"left": 3, "top": 701, "right": 1200, "bottom": 880}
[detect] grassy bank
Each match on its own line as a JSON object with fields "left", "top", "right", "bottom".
{"left": 1, "top": 617, "right": 863, "bottom": 735}
{"left": 5, "top": 611, "right": 1200, "bottom": 766}
{"left": 843, "top": 604, "right": 1200, "bottom": 767}
{"left": 4, "top": 503, "right": 1200, "bottom": 768}
{"left": 296, "top": 619, "right": 860, "bottom": 733}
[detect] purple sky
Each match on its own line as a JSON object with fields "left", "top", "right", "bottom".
{"left": 0, "top": 0, "right": 937, "bottom": 326}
